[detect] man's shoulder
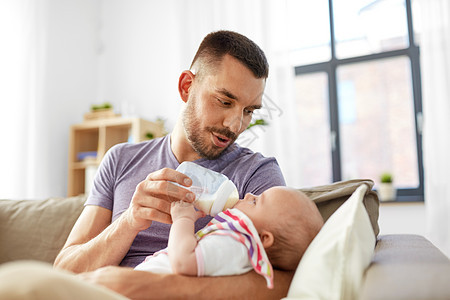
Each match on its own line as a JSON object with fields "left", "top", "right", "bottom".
{"left": 104, "top": 135, "right": 174, "bottom": 171}
{"left": 227, "top": 143, "right": 276, "bottom": 165}
{"left": 228, "top": 144, "right": 285, "bottom": 193}
{"left": 110, "top": 135, "right": 168, "bottom": 156}
{"left": 196, "top": 144, "right": 281, "bottom": 182}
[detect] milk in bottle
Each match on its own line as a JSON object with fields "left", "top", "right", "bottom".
{"left": 176, "top": 162, "right": 239, "bottom": 216}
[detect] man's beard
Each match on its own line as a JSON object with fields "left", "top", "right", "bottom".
{"left": 183, "top": 99, "right": 237, "bottom": 160}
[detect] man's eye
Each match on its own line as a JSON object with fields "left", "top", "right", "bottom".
{"left": 244, "top": 109, "right": 254, "bottom": 115}
{"left": 218, "top": 99, "right": 231, "bottom": 106}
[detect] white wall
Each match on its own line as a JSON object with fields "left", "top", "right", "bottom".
{"left": 378, "top": 202, "right": 427, "bottom": 236}
{"left": 98, "top": 0, "right": 189, "bottom": 129}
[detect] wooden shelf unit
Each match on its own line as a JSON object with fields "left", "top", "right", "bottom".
{"left": 67, "top": 117, "right": 165, "bottom": 196}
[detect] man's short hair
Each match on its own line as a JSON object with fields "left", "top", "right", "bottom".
{"left": 190, "top": 30, "right": 269, "bottom": 79}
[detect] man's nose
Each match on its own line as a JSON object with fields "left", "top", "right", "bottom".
{"left": 223, "top": 111, "right": 243, "bottom": 134}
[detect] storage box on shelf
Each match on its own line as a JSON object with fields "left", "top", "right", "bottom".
{"left": 68, "top": 117, "right": 165, "bottom": 197}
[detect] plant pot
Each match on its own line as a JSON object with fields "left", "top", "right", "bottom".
{"left": 377, "top": 183, "right": 396, "bottom": 201}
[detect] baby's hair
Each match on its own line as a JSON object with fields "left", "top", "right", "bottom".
{"left": 265, "top": 191, "right": 323, "bottom": 271}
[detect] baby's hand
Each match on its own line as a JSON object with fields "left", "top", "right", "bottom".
{"left": 171, "top": 201, "right": 205, "bottom": 223}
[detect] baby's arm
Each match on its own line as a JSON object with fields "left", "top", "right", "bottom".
{"left": 168, "top": 201, "right": 205, "bottom": 276}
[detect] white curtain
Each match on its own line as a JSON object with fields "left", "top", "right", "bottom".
{"left": 420, "top": 0, "right": 450, "bottom": 257}
{"left": 0, "top": 0, "right": 49, "bottom": 199}
{"left": 176, "top": 0, "right": 301, "bottom": 186}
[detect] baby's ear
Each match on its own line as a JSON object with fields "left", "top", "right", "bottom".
{"left": 260, "top": 230, "right": 274, "bottom": 248}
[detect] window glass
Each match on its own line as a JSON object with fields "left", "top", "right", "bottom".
{"left": 337, "top": 56, "right": 419, "bottom": 189}
{"left": 333, "top": 0, "right": 409, "bottom": 58}
{"left": 294, "top": 72, "right": 332, "bottom": 186}
{"left": 287, "top": 0, "right": 331, "bottom": 66}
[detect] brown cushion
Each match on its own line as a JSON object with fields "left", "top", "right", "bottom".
{"left": 299, "top": 179, "right": 380, "bottom": 236}
{"left": 0, "top": 195, "right": 86, "bottom": 264}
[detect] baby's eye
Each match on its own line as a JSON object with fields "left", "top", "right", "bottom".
{"left": 252, "top": 197, "right": 257, "bottom": 205}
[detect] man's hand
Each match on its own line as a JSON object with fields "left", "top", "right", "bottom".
{"left": 122, "top": 168, "right": 196, "bottom": 232}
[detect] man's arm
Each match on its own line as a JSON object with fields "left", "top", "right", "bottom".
{"left": 53, "top": 205, "right": 140, "bottom": 273}
{"left": 54, "top": 168, "right": 196, "bottom": 273}
{"left": 79, "top": 266, "right": 295, "bottom": 300}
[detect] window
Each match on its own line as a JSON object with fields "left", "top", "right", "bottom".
{"left": 288, "top": 0, "right": 423, "bottom": 201}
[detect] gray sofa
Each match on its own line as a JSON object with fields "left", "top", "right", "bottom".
{"left": 1, "top": 180, "right": 449, "bottom": 299}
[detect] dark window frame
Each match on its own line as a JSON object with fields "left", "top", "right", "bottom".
{"left": 293, "top": 0, "right": 423, "bottom": 202}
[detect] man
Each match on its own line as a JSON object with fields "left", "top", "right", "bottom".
{"left": 0, "top": 30, "right": 292, "bottom": 299}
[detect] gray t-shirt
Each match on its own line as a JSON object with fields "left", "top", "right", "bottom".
{"left": 86, "top": 134, "right": 285, "bottom": 267}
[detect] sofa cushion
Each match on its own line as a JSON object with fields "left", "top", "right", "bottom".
{"left": 284, "top": 184, "right": 376, "bottom": 300}
{"left": 0, "top": 195, "right": 86, "bottom": 264}
{"left": 300, "top": 179, "right": 379, "bottom": 237}
{"left": 360, "top": 234, "right": 450, "bottom": 300}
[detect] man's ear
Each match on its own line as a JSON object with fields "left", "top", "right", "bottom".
{"left": 178, "top": 70, "right": 195, "bottom": 103}
{"left": 260, "top": 230, "right": 274, "bottom": 249}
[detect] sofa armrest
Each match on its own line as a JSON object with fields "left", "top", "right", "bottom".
{"left": 0, "top": 195, "right": 86, "bottom": 264}
{"left": 360, "top": 234, "right": 450, "bottom": 300}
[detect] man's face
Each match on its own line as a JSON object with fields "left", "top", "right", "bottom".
{"left": 183, "top": 55, "right": 266, "bottom": 159}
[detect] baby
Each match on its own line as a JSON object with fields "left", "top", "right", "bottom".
{"left": 134, "top": 186, "right": 324, "bottom": 288}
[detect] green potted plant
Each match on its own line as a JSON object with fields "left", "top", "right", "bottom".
{"left": 84, "top": 102, "right": 117, "bottom": 121}
{"left": 247, "top": 118, "right": 268, "bottom": 129}
{"left": 378, "top": 172, "right": 396, "bottom": 201}
{"left": 91, "top": 102, "right": 113, "bottom": 111}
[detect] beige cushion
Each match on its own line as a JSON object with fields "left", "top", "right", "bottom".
{"left": 300, "top": 179, "right": 379, "bottom": 237}
{"left": 0, "top": 195, "right": 86, "bottom": 264}
{"left": 285, "top": 184, "right": 376, "bottom": 300}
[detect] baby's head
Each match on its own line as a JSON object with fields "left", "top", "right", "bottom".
{"left": 234, "top": 186, "right": 324, "bottom": 271}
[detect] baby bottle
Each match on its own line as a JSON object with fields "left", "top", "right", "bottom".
{"left": 176, "top": 161, "right": 239, "bottom": 216}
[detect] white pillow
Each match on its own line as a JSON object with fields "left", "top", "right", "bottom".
{"left": 283, "top": 184, "right": 376, "bottom": 300}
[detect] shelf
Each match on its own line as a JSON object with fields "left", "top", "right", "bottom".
{"left": 67, "top": 117, "right": 165, "bottom": 196}
{"left": 71, "top": 160, "right": 101, "bottom": 170}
